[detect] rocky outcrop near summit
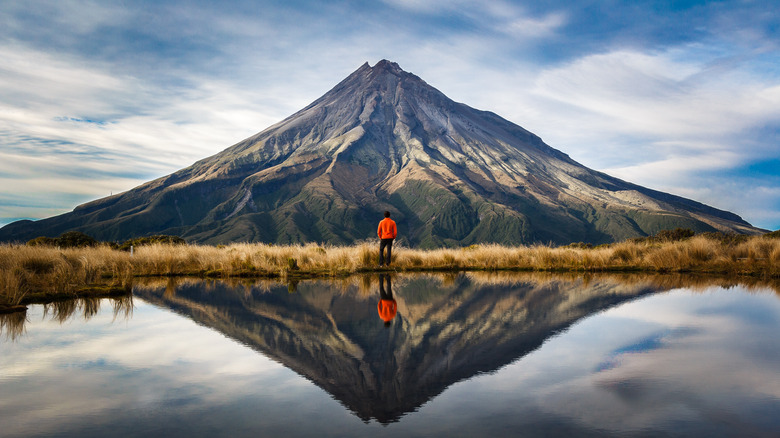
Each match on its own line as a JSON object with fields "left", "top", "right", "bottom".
{"left": 0, "top": 60, "right": 762, "bottom": 245}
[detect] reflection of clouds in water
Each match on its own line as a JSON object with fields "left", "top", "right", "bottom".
{"left": 8, "top": 300, "right": 285, "bottom": 376}
{"left": 0, "top": 298, "right": 312, "bottom": 436}
{"left": 423, "top": 286, "right": 780, "bottom": 436}
{"left": 545, "top": 287, "right": 780, "bottom": 432}
{"left": 595, "top": 326, "right": 700, "bottom": 372}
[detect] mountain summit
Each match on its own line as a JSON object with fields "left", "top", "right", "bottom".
{"left": 0, "top": 60, "right": 762, "bottom": 245}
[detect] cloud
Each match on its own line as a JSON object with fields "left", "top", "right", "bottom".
{"left": 380, "top": 0, "right": 487, "bottom": 14}
{"left": 533, "top": 49, "right": 780, "bottom": 139}
{"left": 381, "top": 0, "right": 567, "bottom": 39}
{"left": 505, "top": 11, "right": 567, "bottom": 38}
{"left": 0, "top": 42, "right": 288, "bottom": 225}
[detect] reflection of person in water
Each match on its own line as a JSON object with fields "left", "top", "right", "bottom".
{"left": 377, "top": 274, "right": 397, "bottom": 327}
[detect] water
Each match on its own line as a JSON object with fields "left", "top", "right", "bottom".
{"left": 1, "top": 273, "right": 779, "bottom": 437}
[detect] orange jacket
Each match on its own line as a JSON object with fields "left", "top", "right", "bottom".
{"left": 377, "top": 217, "right": 397, "bottom": 239}
{"left": 378, "top": 299, "right": 397, "bottom": 322}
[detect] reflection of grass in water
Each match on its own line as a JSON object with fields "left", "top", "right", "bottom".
{"left": 44, "top": 299, "right": 79, "bottom": 323}
{"left": 111, "top": 294, "right": 134, "bottom": 321}
{"left": 0, "top": 311, "right": 27, "bottom": 341}
{"left": 0, "top": 294, "right": 134, "bottom": 342}
{"left": 133, "top": 270, "right": 780, "bottom": 305}
{"left": 42, "top": 295, "right": 135, "bottom": 324}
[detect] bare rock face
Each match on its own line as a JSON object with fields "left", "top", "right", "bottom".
{"left": 0, "top": 60, "right": 762, "bottom": 245}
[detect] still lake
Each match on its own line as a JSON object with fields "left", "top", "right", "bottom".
{"left": 1, "top": 273, "right": 779, "bottom": 437}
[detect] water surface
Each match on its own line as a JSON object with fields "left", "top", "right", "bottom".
{"left": 1, "top": 273, "right": 779, "bottom": 437}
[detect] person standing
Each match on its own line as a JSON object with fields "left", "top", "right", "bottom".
{"left": 377, "top": 211, "right": 397, "bottom": 266}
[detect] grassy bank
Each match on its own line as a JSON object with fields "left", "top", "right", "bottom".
{"left": 1, "top": 233, "right": 779, "bottom": 309}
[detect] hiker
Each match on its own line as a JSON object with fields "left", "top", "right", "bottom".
{"left": 377, "top": 273, "right": 396, "bottom": 327}
{"left": 377, "top": 210, "right": 397, "bottom": 266}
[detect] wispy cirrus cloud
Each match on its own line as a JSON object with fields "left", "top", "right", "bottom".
{"left": 533, "top": 49, "right": 780, "bottom": 140}
{"left": 381, "top": 0, "right": 568, "bottom": 39}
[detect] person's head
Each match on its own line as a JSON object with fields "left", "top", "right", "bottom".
{"left": 384, "top": 211, "right": 391, "bottom": 218}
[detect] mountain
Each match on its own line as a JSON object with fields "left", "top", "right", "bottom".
{"left": 0, "top": 60, "right": 762, "bottom": 246}
{"left": 132, "top": 274, "right": 662, "bottom": 423}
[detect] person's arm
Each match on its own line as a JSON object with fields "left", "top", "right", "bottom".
{"left": 391, "top": 221, "right": 397, "bottom": 239}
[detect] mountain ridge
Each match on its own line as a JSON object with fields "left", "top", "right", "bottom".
{"left": 0, "top": 60, "right": 762, "bottom": 246}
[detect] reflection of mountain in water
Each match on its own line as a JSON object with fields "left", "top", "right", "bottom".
{"left": 133, "top": 274, "right": 660, "bottom": 423}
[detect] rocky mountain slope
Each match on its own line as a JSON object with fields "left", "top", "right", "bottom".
{"left": 0, "top": 60, "right": 762, "bottom": 245}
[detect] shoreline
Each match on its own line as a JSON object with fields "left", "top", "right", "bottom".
{"left": 2, "top": 234, "right": 779, "bottom": 312}
{"left": 2, "top": 263, "right": 778, "bottom": 314}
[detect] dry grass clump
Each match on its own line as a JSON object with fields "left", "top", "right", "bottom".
{"left": 0, "top": 244, "right": 132, "bottom": 305}
{"left": 125, "top": 241, "right": 381, "bottom": 276}
{"left": 731, "top": 238, "right": 775, "bottom": 262}
{"left": 640, "top": 235, "right": 779, "bottom": 275}
{"left": 644, "top": 236, "right": 720, "bottom": 271}
{"left": 395, "top": 243, "right": 622, "bottom": 271}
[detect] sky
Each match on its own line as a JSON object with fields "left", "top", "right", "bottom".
{"left": 0, "top": 0, "right": 778, "bottom": 231}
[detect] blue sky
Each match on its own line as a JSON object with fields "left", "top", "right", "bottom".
{"left": 1, "top": 0, "right": 778, "bottom": 231}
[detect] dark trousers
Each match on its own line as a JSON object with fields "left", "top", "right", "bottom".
{"left": 379, "top": 273, "right": 392, "bottom": 299}
{"left": 379, "top": 238, "right": 394, "bottom": 266}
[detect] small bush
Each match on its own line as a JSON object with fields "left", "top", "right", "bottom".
{"left": 58, "top": 231, "right": 98, "bottom": 248}
{"left": 119, "top": 235, "right": 185, "bottom": 251}
{"left": 698, "top": 232, "right": 750, "bottom": 246}
{"left": 654, "top": 228, "right": 695, "bottom": 242}
{"left": 26, "top": 236, "right": 57, "bottom": 247}
{"left": 27, "top": 231, "right": 98, "bottom": 248}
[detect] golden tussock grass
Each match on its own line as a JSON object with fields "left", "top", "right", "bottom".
{"left": 2, "top": 235, "right": 779, "bottom": 305}
{"left": 0, "top": 244, "right": 132, "bottom": 305}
